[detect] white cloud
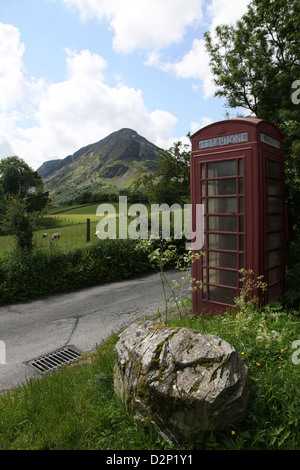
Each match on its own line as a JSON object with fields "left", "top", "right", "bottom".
{"left": 61, "top": 1, "right": 251, "bottom": 101}
{"left": 25, "top": 48, "right": 177, "bottom": 164}
{"left": 0, "top": 23, "right": 25, "bottom": 110}
{"left": 147, "top": 39, "right": 215, "bottom": 99}
{"left": 207, "top": 0, "right": 251, "bottom": 31}
{"left": 63, "top": 0, "right": 204, "bottom": 53}
{"left": 145, "top": 0, "right": 251, "bottom": 98}
{"left": 0, "top": 37, "right": 177, "bottom": 169}
{"left": 190, "top": 117, "right": 213, "bottom": 134}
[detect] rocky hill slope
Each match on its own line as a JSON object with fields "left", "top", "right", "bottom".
{"left": 37, "top": 128, "right": 159, "bottom": 203}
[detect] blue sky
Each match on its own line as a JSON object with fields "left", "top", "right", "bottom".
{"left": 0, "top": 0, "right": 251, "bottom": 170}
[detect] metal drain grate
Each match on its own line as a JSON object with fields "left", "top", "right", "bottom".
{"left": 29, "top": 346, "right": 82, "bottom": 374}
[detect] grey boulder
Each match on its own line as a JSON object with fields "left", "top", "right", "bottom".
{"left": 114, "top": 320, "right": 249, "bottom": 445}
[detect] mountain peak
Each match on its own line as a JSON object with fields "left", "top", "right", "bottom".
{"left": 37, "top": 128, "right": 159, "bottom": 203}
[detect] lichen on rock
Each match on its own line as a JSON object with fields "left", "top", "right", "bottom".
{"left": 114, "top": 320, "right": 250, "bottom": 445}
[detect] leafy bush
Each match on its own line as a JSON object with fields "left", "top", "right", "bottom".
{"left": 284, "top": 236, "right": 300, "bottom": 309}
{"left": 0, "top": 239, "right": 153, "bottom": 304}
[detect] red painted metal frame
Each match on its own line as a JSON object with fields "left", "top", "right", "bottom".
{"left": 190, "top": 118, "right": 285, "bottom": 315}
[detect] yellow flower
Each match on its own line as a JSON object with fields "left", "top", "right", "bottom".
{"left": 280, "top": 349, "right": 284, "bottom": 353}
{"left": 241, "top": 352, "right": 245, "bottom": 355}
{"left": 256, "top": 362, "right": 260, "bottom": 366}
{"left": 231, "top": 431, "right": 236, "bottom": 435}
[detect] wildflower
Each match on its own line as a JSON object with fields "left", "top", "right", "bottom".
{"left": 280, "top": 349, "right": 284, "bottom": 353}
{"left": 241, "top": 352, "right": 245, "bottom": 355}
{"left": 231, "top": 431, "right": 236, "bottom": 435}
{"left": 256, "top": 362, "right": 260, "bottom": 366}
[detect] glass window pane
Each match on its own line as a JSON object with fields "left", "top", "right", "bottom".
{"left": 268, "top": 284, "right": 281, "bottom": 302}
{"left": 267, "top": 197, "right": 281, "bottom": 213}
{"left": 208, "top": 197, "right": 237, "bottom": 213}
{"left": 268, "top": 160, "right": 280, "bottom": 177}
{"left": 208, "top": 286, "right": 236, "bottom": 304}
{"left": 209, "top": 269, "right": 237, "bottom": 287}
{"left": 202, "top": 269, "right": 207, "bottom": 283}
{"left": 239, "top": 197, "right": 244, "bottom": 213}
{"left": 208, "top": 233, "right": 237, "bottom": 251}
{"left": 238, "top": 159, "right": 243, "bottom": 176}
{"left": 268, "top": 250, "right": 281, "bottom": 267}
{"left": 201, "top": 251, "right": 207, "bottom": 266}
{"left": 238, "top": 178, "right": 244, "bottom": 194}
{"left": 239, "top": 216, "right": 244, "bottom": 232}
{"left": 268, "top": 233, "right": 281, "bottom": 250}
{"left": 267, "top": 178, "right": 281, "bottom": 195}
{"left": 207, "top": 179, "right": 236, "bottom": 196}
{"left": 207, "top": 160, "right": 236, "bottom": 178}
{"left": 201, "top": 182, "right": 205, "bottom": 196}
{"left": 268, "top": 267, "right": 281, "bottom": 284}
{"left": 208, "top": 216, "right": 237, "bottom": 232}
{"left": 239, "top": 254, "right": 244, "bottom": 268}
{"left": 209, "top": 251, "right": 237, "bottom": 269}
{"left": 269, "top": 215, "right": 281, "bottom": 231}
{"left": 239, "top": 235, "right": 244, "bottom": 251}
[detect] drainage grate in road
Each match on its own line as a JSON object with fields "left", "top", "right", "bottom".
{"left": 28, "top": 346, "right": 82, "bottom": 374}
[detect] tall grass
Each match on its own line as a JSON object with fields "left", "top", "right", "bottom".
{"left": 168, "top": 302, "right": 300, "bottom": 449}
{"left": 0, "top": 301, "right": 299, "bottom": 450}
{"left": 0, "top": 335, "right": 164, "bottom": 450}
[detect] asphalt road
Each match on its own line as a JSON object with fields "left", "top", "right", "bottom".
{"left": 0, "top": 269, "right": 187, "bottom": 394}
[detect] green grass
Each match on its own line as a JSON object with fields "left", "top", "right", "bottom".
{"left": 0, "top": 201, "right": 181, "bottom": 256}
{"left": 0, "top": 223, "right": 100, "bottom": 254}
{"left": 0, "top": 202, "right": 120, "bottom": 254}
{"left": 0, "top": 301, "right": 299, "bottom": 450}
{"left": 0, "top": 334, "right": 164, "bottom": 450}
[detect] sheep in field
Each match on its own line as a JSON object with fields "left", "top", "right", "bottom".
{"left": 42, "top": 233, "right": 48, "bottom": 238}
{"left": 95, "top": 231, "right": 100, "bottom": 237}
{"left": 51, "top": 233, "right": 61, "bottom": 240}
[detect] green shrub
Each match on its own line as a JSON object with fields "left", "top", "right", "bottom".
{"left": 0, "top": 239, "right": 153, "bottom": 304}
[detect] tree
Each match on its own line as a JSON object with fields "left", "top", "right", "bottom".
{"left": 0, "top": 156, "right": 44, "bottom": 197}
{"left": 0, "top": 156, "right": 49, "bottom": 212}
{"left": 133, "top": 142, "right": 191, "bottom": 204}
{"left": 0, "top": 156, "right": 50, "bottom": 250}
{"left": 4, "top": 195, "right": 37, "bottom": 252}
{"left": 204, "top": 0, "right": 300, "bottom": 226}
{"left": 204, "top": 0, "right": 300, "bottom": 305}
{"left": 204, "top": 0, "right": 299, "bottom": 122}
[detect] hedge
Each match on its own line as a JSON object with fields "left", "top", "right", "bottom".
{"left": 0, "top": 239, "right": 153, "bottom": 305}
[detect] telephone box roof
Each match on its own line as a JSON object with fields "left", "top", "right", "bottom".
{"left": 190, "top": 117, "right": 283, "bottom": 140}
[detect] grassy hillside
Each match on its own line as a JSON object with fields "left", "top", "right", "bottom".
{"left": 37, "top": 129, "right": 159, "bottom": 204}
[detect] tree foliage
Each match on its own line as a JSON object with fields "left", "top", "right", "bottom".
{"left": 0, "top": 156, "right": 44, "bottom": 197}
{"left": 204, "top": 0, "right": 300, "bottom": 226}
{"left": 133, "top": 142, "right": 190, "bottom": 204}
{"left": 204, "top": 0, "right": 299, "bottom": 122}
{"left": 204, "top": 0, "right": 300, "bottom": 305}
{"left": 0, "top": 156, "right": 49, "bottom": 250}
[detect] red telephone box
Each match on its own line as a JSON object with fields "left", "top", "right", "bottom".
{"left": 190, "top": 118, "right": 286, "bottom": 314}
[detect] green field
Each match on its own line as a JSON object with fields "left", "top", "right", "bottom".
{"left": 0, "top": 203, "right": 107, "bottom": 255}
{"left": 0, "top": 201, "right": 185, "bottom": 255}
{"left": 0, "top": 202, "right": 143, "bottom": 254}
